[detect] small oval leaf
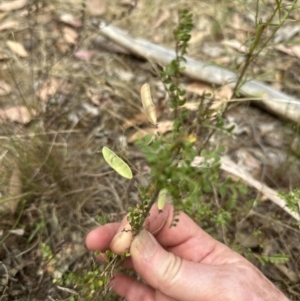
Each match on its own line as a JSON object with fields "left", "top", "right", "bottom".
{"left": 102, "top": 147, "right": 133, "bottom": 179}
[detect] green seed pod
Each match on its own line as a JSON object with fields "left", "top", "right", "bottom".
{"left": 157, "top": 188, "right": 168, "bottom": 211}
{"left": 102, "top": 147, "right": 133, "bottom": 179}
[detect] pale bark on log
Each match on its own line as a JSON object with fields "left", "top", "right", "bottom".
{"left": 98, "top": 23, "right": 300, "bottom": 123}
{"left": 220, "top": 157, "right": 300, "bottom": 222}
{"left": 191, "top": 155, "right": 300, "bottom": 221}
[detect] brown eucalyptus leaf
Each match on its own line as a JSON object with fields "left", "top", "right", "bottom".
{"left": 6, "top": 40, "right": 28, "bottom": 57}
{"left": 0, "top": 0, "right": 27, "bottom": 11}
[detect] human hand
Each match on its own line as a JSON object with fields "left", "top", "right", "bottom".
{"left": 85, "top": 204, "right": 289, "bottom": 301}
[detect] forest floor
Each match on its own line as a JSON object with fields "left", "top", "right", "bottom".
{"left": 0, "top": 0, "right": 299, "bottom": 300}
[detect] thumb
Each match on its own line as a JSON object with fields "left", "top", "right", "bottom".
{"left": 130, "top": 230, "right": 228, "bottom": 301}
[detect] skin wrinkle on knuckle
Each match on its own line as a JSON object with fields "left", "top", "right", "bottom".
{"left": 156, "top": 252, "right": 183, "bottom": 292}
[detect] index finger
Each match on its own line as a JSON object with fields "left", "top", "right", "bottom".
{"left": 86, "top": 203, "right": 239, "bottom": 264}
{"left": 85, "top": 203, "right": 169, "bottom": 252}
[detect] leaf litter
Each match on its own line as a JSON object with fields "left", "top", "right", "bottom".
{"left": 0, "top": 0, "right": 27, "bottom": 12}
{"left": 0, "top": 0, "right": 299, "bottom": 300}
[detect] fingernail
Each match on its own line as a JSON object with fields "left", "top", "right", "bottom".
{"left": 134, "top": 229, "right": 157, "bottom": 259}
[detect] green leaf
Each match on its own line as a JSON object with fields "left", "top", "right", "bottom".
{"left": 177, "top": 97, "right": 186, "bottom": 106}
{"left": 169, "top": 83, "right": 177, "bottom": 92}
{"left": 219, "top": 185, "right": 227, "bottom": 197}
{"left": 178, "top": 89, "right": 186, "bottom": 96}
{"left": 203, "top": 181, "right": 212, "bottom": 193}
{"left": 165, "top": 65, "right": 176, "bottom": 76}
{"left": 239, "top": 185, "right": 248, "bottom": 195}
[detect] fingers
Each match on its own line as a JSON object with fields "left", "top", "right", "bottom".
{"left": 130, "top": 229, "right": 243, "bottom": 301}
{"left": 85, "top": 206, "right": 289, "bottom": 301}
{"left": 111, "top": 274, "right": 154, "bottom": 300}
{"left": 111, "top": 274, "right": 178, "bottom": 301}
{"left": 85, "top": 223, "right": 119, "bottom": 251}
{"left": 85, "top": 203, "right": 169, "bottom": 253}
{"left": 110, "top": 219, "right": 133, "bottom": 255}
{"left": 142, "top": 203, "right": 240, "bottom": 264}
{"left": 85, "top": 204, "right": 240, "bottom": 264}
{"left": 87, "top": 224, "right": 289, "bottom": 301}
{"left": 155, "top": 207, "right": 240, "bottom": 264}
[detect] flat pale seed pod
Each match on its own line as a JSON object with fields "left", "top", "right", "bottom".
{"left": 102, "top": 147, "right": 133, "bottom": 179}
{"left": 157, "top": 188, "right": 168, "bottom": 211}
{"left": 141, "top": 83, "right": 157, "bottom": 126}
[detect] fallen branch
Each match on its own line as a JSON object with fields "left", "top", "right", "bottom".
{"left": 98, "top": 23, "right": 300, "bottom": 123}
{"left": 220, "top": 156, "right": 300, "bottom": 222}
